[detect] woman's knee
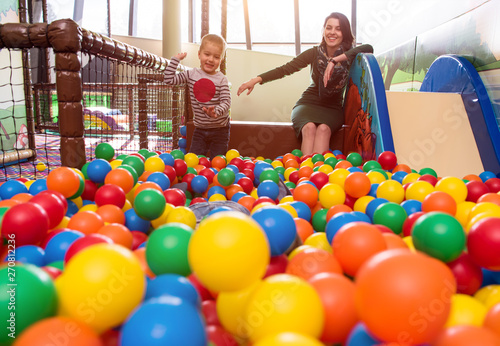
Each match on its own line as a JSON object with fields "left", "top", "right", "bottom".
{"left": 301, "top": 122, "right": 317, "bottom": 137}
{"left": 316, "top": 124, "right": 332, "bottom": 136}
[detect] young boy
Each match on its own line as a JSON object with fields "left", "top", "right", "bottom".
{"left": 164, "top": 34, "right": 231, "bottom": 158}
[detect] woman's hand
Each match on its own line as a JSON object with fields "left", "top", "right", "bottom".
{"left": 237, "top": 77, "right": 262, "bottom": 96}
{"left": 175, "top": 52, "right": 188, "bottom": 60}
{"left": 323, "top": 60, "right": 335, "bottom": 87}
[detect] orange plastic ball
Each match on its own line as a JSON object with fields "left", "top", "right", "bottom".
{"left": 105, "top": 168, "right": 135, "bottom": 193}
{"left": 294, "top": 217, "right": 315, "bottom": 243}
{"left": 392, "top": 163, "right": 412, "bottom": 173}
{"left": 211, "top": 156, "right": 227, "bottom": 170}
{"left": 286, "top": 247, "right": 342, "bottom": 280}
{"left": 96, "top": 204, "right": 126, "bottom": 224}
{"left": 309, "top": 273, "right": 358, "bottom": 344}
{"left": 422, "top": 190, "right": 457, "bottom": 215}
{"left": 293, "top": 183, "right": 319, "bottom": 208}
{"left": 298, "top": 166, "right": 314, "bottom": 179}
{"left": 14, "top": 317, "right": 102, "bottom": 346}
{"left": 67, "top": 211, "right": 105, "bottom": 235}
{"left": 477, "top": 193, "right": 500, "bottom": 206}
{"left": 133, "top": 181, "right": 163, "bottom": 199}
{"left": 382, "top": 232, "right": 409, "bottom": 250}
{"left": 47, "top": 167, "right": 81, "bottom": 198}
{"left": 335, "top": 160, "right": 353, "bottom": 169}
{"left": 326, "top": 204, "right": 353, "bottom": 221}
{"left": 433, "top": 325, "right": 500, "bottom": 346}
{"left": 97, "top": 223, "right": 133, "bottom": 249}
{"left": 344, "top": 172, "right": 371, "bottom": 198}
{"left": 225, "top": 184, "right": 244, "bottom": 200}
{"left": 484, "top": 302, "right": 500, "bottom": 337}
{"left": 332, "top": 221, "right": 387, "bottom": 277}
{"left": 238, "top": 195, "right": 256, "bottom": 212}
{"left": 355, "top": 249, "right": 457, "bottom": 344}
{"left": 133, "top": 247, "right": 155, "bottom": 278}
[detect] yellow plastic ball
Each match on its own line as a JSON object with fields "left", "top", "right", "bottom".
{"left": 110, "top": 159, "right": 123, "bottom": 169}
{"left": 304, "top": 232, "right": 332, "bottom": 253}
{"left": 166, "top": 206, "right": 197, "bottom": 229}
{"left": 455, "top": 201, "right": 476, "bottom": 229}
{"left": 151, "top": 203, "right": 175, "bottom": 229}
{"left": 328, "top": 168, "right": 350, "bottom": 188}
{"left": 474, "top": 285, "right": 500, "bottom": 309}
{"left": 366, "top": 170, "right": 387, "bottom": 184}
{"left": 144, "top": 156, "right": 165, "bottom": 172}
{"left": 279, "top": 203, "right": 298, "bottom": 218}
{"left": 405, "top": 181, "right": 435, "bottom": 202}
{"left": 251, "top": 201, "right": 275, "bottom": 214}
{"left": 445, "top": 294, "right": 487, "bottom": 327}
{"left": 122, "top": 199, "right": 133, "bottom": 212}
{"left": 253, "top": 332, "right": 325, "bottom": 346}
{"left": 318, "top": 183, "right": 345, "bottom": 209}
{"left": 353, "top": 195, "right": 375, "bottom": 213}
{"left": 317, "top": 164, "right": 334, "bottom": 175}
{"left": 435, "top": 176, "right": 468, "bottom": 204}
{"left": 36, "top": 162, "right": 47, "bottom": 171}
{"left": 300, "top": 159, "right": 313, "bottom": 169}
{"left": 376, "top": 180, "right": 405, "bottom": 204}
{"left": 279, "top": 195, "right": 294, "bottom": 204}
{"left": 288, "top": 244, "right": 315, "bottom": 260}
{"left": 272, "top": 160, "right": 284, "bottom": 169}
{"left": 284, "top": 167, "right": 298, "bottom": 181}
{"left": 401, "top": 172, "right": 420, "bottom": 185}
{"left": 216, "top": 280, "right": 261, "bottom": 339}
{"left": 402, "top": 236, "right": 416, "bottom": 252}
{"left": 226, "top": 149, "right": 241, "bottom": 162}
{"left": 55, "top": 244, "right": 145, "bottom": 333}
{"left": 469, "top": 202, "right": 500, "bottom": 220}
{"left": 79, "top": 203, "right": 98, "bottom": 212}
{"left": 244, "top": 274, "right": 324, "bottom": 342}
{"left": 188, "top": 211, "right": 270, "bottom": 292}
{"left": 184, "top": 152, "right": 200, "bottom": 168}
{"left": 209, "top": 193, "right": 227, "bottom": 202}
{"left": 70, "top": 196, "right": 83, "bottom": 209}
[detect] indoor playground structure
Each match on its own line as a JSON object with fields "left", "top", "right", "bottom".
{"left": 2, "top": 1, "right": 500, "bottom": 346}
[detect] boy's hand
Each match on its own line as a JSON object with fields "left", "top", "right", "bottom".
{"left": 175, "top": 52, "right": 188, "bottom": 60}
{"left": 203, "top": 106, "right": 218, "bottom": 118}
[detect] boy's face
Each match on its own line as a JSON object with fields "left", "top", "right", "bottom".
{"left": 198, "top": 42, "right": 223, "bottom": 75}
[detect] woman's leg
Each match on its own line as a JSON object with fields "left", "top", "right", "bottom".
{"left": 300, "top": 122, "right": 317, "bottom": 156}
{"left": 312, "top": 124, "right": 332, "bottom": 154}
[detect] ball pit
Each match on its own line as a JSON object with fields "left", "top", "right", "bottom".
{"left": 2, "top": 143, "right": 500, "bottom": 345}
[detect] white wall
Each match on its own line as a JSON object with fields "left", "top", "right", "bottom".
{"left": 112, "top": 35, "right": 311, "bottom": 123}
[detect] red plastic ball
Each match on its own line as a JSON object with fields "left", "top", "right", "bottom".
{"left": 1, "top": 202, "right": 49, "bottom": 246}
{"left": 377, "top": 151, "right": 398, "bottom": 171}
{"left": 80, "top": 179, "right": 98, "bottom": 201}
{"left": 173, "top": 158, "right": 188, "bottom": 177}
{"left": 485, "top": 177, "right": 500, "bottom": 193}
{"left": 418, "top": 174, "right": 438, "bottom": 186}
{"left": 163, "top": 188, "right": 187, "bottom": 207}
{"left": 467, "top": 217, "right": 500, "bottom": 270}
{"left": 163, "top": 165, "right": 178, "bottom": 184}
{"left": 131, "top": 230, "right": 148, "bottom": 250}
{"left": 201, "top": 300, "right": 220, "bottom": 326}
{"left": 402, "top": 211, "right": 426, "bottom": 237}
{"left": 94, "top": 184, "right": 126, "bottom": 208}
{"left": 236, "top": 176, "right": 254, "bottom": 194}
{"left": 264, "top": 254, "right": 288, "bottom": 278}
{"left": 64, "top": 233, "right": 113, "bottom": 263}
{"left": 30, "top": 191, "right": 67, "bottom": 229}
{"left": 446, "top": 252, "right": 483, "bottom": 295}
{"left": 199, "top": 168, "right": 216, "bottom": 184}
{"left": 465, "top": 180, "right": 490, "bottom": 202}
{"left": 309, "top": 171, "right": 329, "bottom": 190}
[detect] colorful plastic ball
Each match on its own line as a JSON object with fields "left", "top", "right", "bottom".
{"left": 124, "top": 208, "right": 151, "bottom": 233}
{"left": 172, "top": 158, "right": 187, "bottom": 177}
{"left": 206, "top": 324, "right": 239, "bottom": 345}
{"left": 28, "top": 178, "right": 48, "bottom": 195}
{"left": 446, "top": 252, "right": 483, "bottom": 295}
{"left": 433, "top": 325, "right": 500, "bottom": 346}
{"left": 318, "top": 183, "right": 346, "bottom": 209}
{"left": 133, "top": 188, "right": 166, "bottom": 221}
{"left": 1, "top": 202, "right": 49, "bottom": 246}
{"left": 484, "top": 302, "right": 500, "bottom": 336}
{"left": 362, "top": 160, "right": 382, "bottom": 172}
{"left": 166, "top": 206, "right": 197, "bottom": 229}
{"left": 0, "top": 264, "right": 57, "bottom": 345}
{"left": 145, "top": 273, "right": 200, "bottom": 307}
{"left": 36, "top": 161, "right": 47, "bottom": 172}
{"left": 405, "top": 180, "right": 434, "bottom": 202}
{"left": 217, "top": 168, "right": 236, "bottom": 187}
{"left": 355, "top": 249, "right": 456, "bottom": 344}
{"left": 468, "top": 217, "right": 500, "bottom": 270}
{"left": 159, "top": 152, "right": 175, "bottom": 166}
{"left": 412, "top": 212, "right": 466, "bottom": 263}
{"left": 120, "top": 295, "right": 207, "bottom": 346}
{"left": 63, "top": 233, "right": 113, "bottom": 263}
{"left": 93, "top": 184, "right": 126, "bottom": 208}
{"left": 311, "top": 208, "right": 328, "bottom": 232}
{"left": 13, "top": 245, "right": 45, "bottom": 266}
{"left": 376, "top": 179, "right": 405, "bottom": 204}
{"left": 44, "top": 229, "right": 84, "bottom": 263}
{"left": 188, "top": 212, "right": 270, "bottom": 292}
{"left": 86, "top": 158, "right": 112, "bottom": 184}
{"left": 345, "top": 322, "right": 381, "bottom": 346}
{"left": 163, "top": 188, "right": 187, "bottom": 207}
{"left": 422, "top": 190, "right": 457, "bottom": 215}
{"left": 146, "top": 222, "right": 193, "bottom": 276}
{"left": 66, "top": 210, "right": 105, "bottom": 235}
{"left": 435, "top": 176, "right": 468, "bottom": 204}
{"left": 466, "top": 180, "right": 490, "bottom": 203}
{"left": 259, "top": 169, "right": 280, "bottom": 184}
{"left": 56, "top": 244, "right": 145, "bottom": 333}
{"left": 251, "top": 206, "right": 297, "bottom": 256}
{"left": 30, "top": 191, "right": 67, "bottom": 230}
{"left": 144, "top": 156, "right": 166, "bottom": 173}
{"left": 257, "top": 180, "right": 280, "bottom": 200}
{"left": 286, "top": 247, "right": 342, "bottom": 280}
{"left": 346, "top": 152, "right": 362, "bottom": 167}
{"left": 14, "top": 316, "right": 102, "bottom": 346}
{"left": 344, "top": 172, "right": 371, "bottom": 198}
{"left": 446, "top": 293, "right": 487, "bottom": 327}
{"left": 95, "top": 142, "right": 115, "bottom": 161}
{"left": 46, "top": 167, "right": 81, "bottom": 198}
{"left": 187, "top": 175, "right": 207, "bottom": 194}
{"left": 400, "top": 198, "right": 422, "bottom": 216}
{"left": 293, "top": 183, "right": 319, "bottom": 208}
{"left": 117, "top": 164, "right": 139, "bottom": 186}
{"left": 309, "top": 272, "right": 358, "bottom": 344}
{"left": 332, "top": 221, "right": 387, "bottom": 277}
{"left": 0, "top": 179, "right": 28, "bottom": 199}
{"left": 244, "top": 274, "right": 324, "bottom": 342}
{"left": 122, "top": 155, "right": 145, "bottom": 177}
{"left": 253, "top": 332, "right": 325, "bottom": 346}
{"left": 97, "top": 223, "right": 133, "bottom": 248}
{"left": 372, "top": 201, "right": 407, "bottom": 235}
{"left": 325, "top": 212, "right": 358, "bottom": 244}
{"left": 479, "top": 171, "right": 497, "bottom": 182}
{"left": 377, "top": 151, "right": 398, "bottom": 171}
{"left": 289, "top": 201, "right": 312, "bottom": 221}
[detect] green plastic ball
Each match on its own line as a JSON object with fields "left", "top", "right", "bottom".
{"left": 122, "top": 156, "right": 145, "bottom": 177}
{"left": 311, "top": 208, "right": 328, "bottom": 232}
{"left": 372, "top": 202, "right": 407, "bottom": 234}
{"left": 170, "top": 149, "right": 185, "bottom": 160}
{"left": 134, "top": 189, "right": 166, "bottom": 220}
{"left": 419, "top": 167, "right": 438, "bottom": 178}
{"left": 346, "top": 152, "right": 363, "bottom": 167}
{"left": 412, "top": 212, "right": 466, "bottom": 263}
{"left": 324, "top": 157, "right": 339, "bottom": 168}
{"left": 95, "top": 142, "right": 115, "bottom": 161}
{"left": 217, "top": 168, "right": 235, "bottom": 186}
{"left": 291, "top": 149, "right": 303, "bottom": 157}
{"left": 311, "top": 153, "right": 325, "bottom": 164}
{"left": 362, "top": 160, "right": 382, "bottom": 172}
{"left": 146, "top": 222, "right": 194, "bottom": 276}
{"left": 259, "top": 169, "right": 280, "bottom": 184}
{"left": 0, "top": 264, "right": 57, "bottom": 345}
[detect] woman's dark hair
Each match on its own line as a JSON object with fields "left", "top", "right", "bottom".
{"left": 320, "top": 12, "right": 355, "bottom": 51}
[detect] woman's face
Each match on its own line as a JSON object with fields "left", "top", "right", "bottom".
{"left": 323, "top": 18, "right": 343, "bottom": 51}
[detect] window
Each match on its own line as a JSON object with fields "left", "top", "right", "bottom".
{"left": 81, "top": 0, "right": 109, "bottom": 34}
{"left": 136, "top": 0, "right": 162, "bottom": 39}
{"left": 110, "top": 0, "right": 130, "bottom": 36}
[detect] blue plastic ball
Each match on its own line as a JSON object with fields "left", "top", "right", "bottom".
{"left": 159, "top": 153, "right": 175, "bottom": 167}
{"left": 252, "top": 206, "right": 296, "bottom": 256}
{"left": 207, "top": 185, "right": 226, "bottom": 199}
{"left": 400, "top": 199, "right": 422, "bottom": 215}
{"left": 125, "top": 208, "right": 151, "bottom": 233}
{"left": 346, "top": 322, "right": 381, "bottom": 346}
{"left": 180, "top": 125, "right": 187, "bottom": 137}
{"left": 256, "top": 180, "right": 280, "bottom": 200}
{"left": 365, "top": 198, "right": 389, "bottom": 221}
{"left": 391, "top": 171, "right": 408, "bottom": 184}
{"left": 44, "top": 230, "right": 84, "bottom": 264}
{"left": 178, "top": 137, "right": 187, "bottom": 149}
{"left": 28, "top": 178, "right": 48, "bottom": 195}
{"left": 479, "top": 171, "right": 496, "bottom": 182}
{"left": 0, "top": 180, "right": 28, "bottom": 199}
{"left": 289, "top": 201, "right": 312, "bottom": 222}
{"left": 190, "top": 175, "right": 209, "bottom": 194}
{"left": 12, "top": 245, "right": 45, "bottom": 266}
{"left": 86, "top": 158, "right": 112, "bottom": 184}
{"left": 145, "top": 274, "right": 201, "bottom": 307}
{"left": 120, "top": 295, "right": 207, "bottom": 346}
{"left": 325, "top": 212, "right": 359, "bottom": 244}
{"left": 147, "top": 172, "right": 171, "bottom": 191}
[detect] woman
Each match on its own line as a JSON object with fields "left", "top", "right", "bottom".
{"left": 237, "top": 12, "right": 373, "bottom": 156}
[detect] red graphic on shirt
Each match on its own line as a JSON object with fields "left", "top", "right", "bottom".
{"left": 193, "top": 78, "right": 216, "bottom": 103}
